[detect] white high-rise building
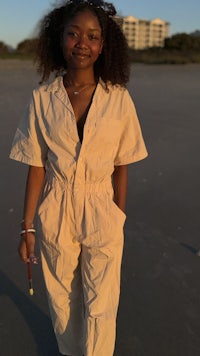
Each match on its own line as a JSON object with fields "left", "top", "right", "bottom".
{"left": 121, "top": 16, "right": 170, "bottom": 49}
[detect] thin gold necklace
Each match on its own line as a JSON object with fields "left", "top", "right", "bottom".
{"left": 73, "top": 84, "right": 92, "bottom": 95}
{"left": 65, "top": 77, "right": 96, "bottom": 95}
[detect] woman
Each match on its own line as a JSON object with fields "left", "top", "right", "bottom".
{"left": 10, "top": 1, "right": 148, "bottom": 355}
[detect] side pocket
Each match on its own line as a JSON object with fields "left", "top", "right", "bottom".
{"left": 37, "top": 180, "right": 64, "bottom": 242}
{"left": 37, "top": 180, "right": 53, "bottom": 216}
{"left": 111, "top": 200, "right": 126, "bottom": 226}
{"left": 40, "top": 239, "right": 64, "bottom": 282}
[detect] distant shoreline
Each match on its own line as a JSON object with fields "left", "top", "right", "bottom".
{"left": 0, "top": 58, "right": 200, "bottom": 71}
{"left": 0, "top": 58, "right": 35, "bottom": 69}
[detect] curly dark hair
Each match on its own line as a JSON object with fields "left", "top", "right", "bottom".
{"left": 36, "top": 0, "right": 130, "bottom": 86}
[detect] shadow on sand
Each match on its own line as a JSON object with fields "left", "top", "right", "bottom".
{"left": 0, "top": 270, "right": 59, "bottom": 356}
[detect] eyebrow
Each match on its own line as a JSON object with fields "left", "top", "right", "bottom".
{"left": 67, "top": 24, "right": 101, "bottom": 32}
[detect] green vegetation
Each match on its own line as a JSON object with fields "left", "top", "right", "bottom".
{"left": 129, "top": 48, "right": 200, "bottom": 65}
{"left": 129, "top": 33, "right": 200, "bottom": 64}
{"left": 0, "top": 38, "right": 38, "bottom": 60}
{"left": 1, "top": 33, "right": 200, "bottom": 64}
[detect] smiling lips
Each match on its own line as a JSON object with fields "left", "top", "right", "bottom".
{"left": 72, "top": 51, "right": 90, "bottom": 59}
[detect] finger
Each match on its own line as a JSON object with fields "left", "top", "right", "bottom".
{"left": 19, "top": 251, "right": 29, "bottom": 263}
{"left": 29, "top": 255, "right": 39, "bottom": 265}
{"left": 18, "top": 239, "right": 28, "bottom": 263}
{"left": 19, "top": 252, "right": 28, "bottom": 263}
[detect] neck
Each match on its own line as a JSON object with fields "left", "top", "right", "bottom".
{"left": 65, "top": 69, "right": 96, "bottom": 86}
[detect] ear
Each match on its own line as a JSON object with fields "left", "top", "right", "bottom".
{"left": 99, "top": 40, "right": 104, "bottom": 54}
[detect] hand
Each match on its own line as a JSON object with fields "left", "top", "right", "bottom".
{"left": 18, "top": 233, "right": 38, "bottom": 264}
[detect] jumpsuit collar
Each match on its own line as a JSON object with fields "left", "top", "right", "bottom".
{"left": 45, "top": 76, "right": 109, "bottom": 109}
{"left": 45, "top": 76, "right": 110, "bottom": 145}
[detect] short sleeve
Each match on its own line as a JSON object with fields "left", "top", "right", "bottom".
{"left": 9, "top": 92, "right": 48, "bottom": 167}
{"left": 114, "top": 89, "right": 148, "bottom": 166}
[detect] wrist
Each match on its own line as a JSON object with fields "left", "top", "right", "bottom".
{"left": 19, "top": 228, "right": 36, "bottom": 239}
{"left": 21, "top": 219, "right": 34, "bottom": 229}
{"left": 20, "top": 219, "right": 36, "bottom": 239}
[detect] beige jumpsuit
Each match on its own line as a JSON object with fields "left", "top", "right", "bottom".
{"left": 10, "top": 77, "right": 148, "bottom": 356}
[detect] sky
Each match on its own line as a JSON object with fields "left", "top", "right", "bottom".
{"left": 0, "top": 0, "right": 199, "bottom": 48}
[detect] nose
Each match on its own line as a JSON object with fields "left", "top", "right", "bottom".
{"left": 75, "top": 34, "right": 88, "bottom": 48}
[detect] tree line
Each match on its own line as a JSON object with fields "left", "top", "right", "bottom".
{"left": 0, "top": 38, "right": 38, "bottom": 56}
{"left": 165, "top": 32, "right": 200, "bottom": 51}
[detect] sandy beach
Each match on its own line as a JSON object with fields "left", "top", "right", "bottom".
{"left": 0, "top": 60, "right": 200, "bottom": 356}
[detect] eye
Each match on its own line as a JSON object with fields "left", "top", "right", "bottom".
{"left": 67, "top": 31, "right": 79, "bottom": 38}
{"left": 88, "top": 33, "right": 100, "bottom": 41}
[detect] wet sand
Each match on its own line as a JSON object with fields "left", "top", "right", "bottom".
{"left": 0, "top": 60, "right": 200, "bottom": 356}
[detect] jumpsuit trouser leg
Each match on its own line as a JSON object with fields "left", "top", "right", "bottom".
{"left": 81, "top": 236, "right": 124, "bottom": 356}
{"left": 40, "top": 239, "right": 84, "bottom": 356}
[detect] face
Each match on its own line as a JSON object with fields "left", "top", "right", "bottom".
{"left": 62, "top": 10, "right": 103, "bottom": 70}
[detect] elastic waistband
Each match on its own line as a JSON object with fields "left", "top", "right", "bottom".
{"left": 74, "top": 179, "right": 113, "bottom": 193}
{"left": 45, "top": 171, "right": 113, "bottom": 194}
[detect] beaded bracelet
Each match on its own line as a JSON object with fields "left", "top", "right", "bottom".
{"left": 20, "top": 228, "right": 36, "bottom": 237}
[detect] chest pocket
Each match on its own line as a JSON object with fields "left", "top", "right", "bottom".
{"left": 93, "top": 116, "right": 122, "bottom": 156}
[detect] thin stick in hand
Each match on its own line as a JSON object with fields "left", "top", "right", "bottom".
{"left": 27, "top": 261, "right": 34, "bottom": 296}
